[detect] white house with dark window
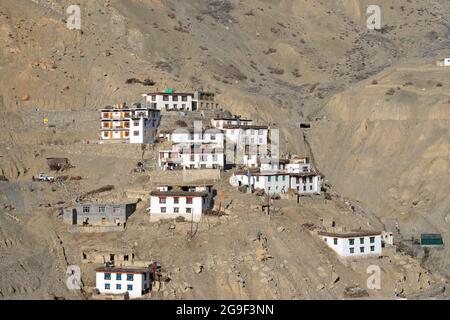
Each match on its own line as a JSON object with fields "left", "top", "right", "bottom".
{"left": 290, "top": 172, "right": 321, "bottom": 194}
{"left": 232, "top": 170, "right": 291, "bottom": 195}
{"left": 211, "top": 116, "right": 253, "bottom": 129}
{"left": 148, "top": 185, "right": 214, "bottom": 222}
{"left": 99, "top": 103, "right": 160, "bottom": 144}
{"left": 142, "top": 91, "right": 195, "bottom": 111}
{"left": 318, "top": 230, "right": 383, "bottom": 257}
{"left": 223, "top": 124, "right": 270, "bottom": 167}
{"left": 159, "top": 144, "right": 224, "bottom": 170}
{"left": 95, "top": 266, "right": 151, "bottom": 299}
{"left": 158, "top": 124, "right": 225, "bottom": 170}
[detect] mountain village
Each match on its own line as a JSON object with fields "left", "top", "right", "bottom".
{"left": 42, "top": 87, "right": 428, "bottom": 300}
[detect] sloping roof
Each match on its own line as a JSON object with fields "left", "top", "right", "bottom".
{"left": 318, "top": 230, "right": 382, "bottom": 238}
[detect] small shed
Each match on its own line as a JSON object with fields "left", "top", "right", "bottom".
{"left": 420, "top": 234, "right": 444, "bottom": 247}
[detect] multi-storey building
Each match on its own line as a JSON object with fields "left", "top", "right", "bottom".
{"left": 99, "top": 103, "right": 160, "bottom": 144}
{"left": 158, "top": 125, "right": 225, "bottom": 170}
{"left": 222, "top": 124, "right": 270, "bottom": 167}
{"left": 230, "top": 157, "right": 322, "bottom": 195}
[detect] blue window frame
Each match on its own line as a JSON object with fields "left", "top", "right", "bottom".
{"left": 116, "top": 284, "right": 121, "bottom": 290}
{"left": 116, "top": 273, "right": 122, "bottom": 280}
{"left": 127, "top": 284, "right": 133, "bottom": 291}
{"left": 104, "top": 273, "right": 111, "bottom": 280}
{"left": 127, "top": 274, "right": 134, "bottom": 281}
{"left": 104, "top": 283, "right": 110, "bottom": 290}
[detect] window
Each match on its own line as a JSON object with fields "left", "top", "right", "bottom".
{"left": 174, "top": 207, "right": 179, "bottom": 213}
{"left": 186, "top": 208, "right": 192, "bottom": 214}
{"left": 256, "top": 176, "right": 259, "bottom": 182}
{"left": 187, "top": 198, "right": 193, "bottom": 204}
{"left": 182, "top": 96, "right": 187, "bottom": 102}
{"left": 349, "top": 239, "right": 355, "bottom": 246}
{"left": 258, "top": 129, "right": 263, "bottom": 135}
{"left": 370, "top": 246, "right": 375, "bottom": 252}
{"left": 211, "top": 134, "right": 216, "bottom": 140}
{"left": 133, "top": 130, "right": 140, "bottom": 136}
{"left": 83, "top": 206, "right": 90, "bottom": 213}
{"left": 275, "top": 176, "right": 279, "bottom": 182}
{"left": 282, "top": 176, "right": 286, "bottom": 181}
{"left": 126, "top": 274, "right": 134, "bottom": 281}
{"left": 174, "top": 197, "right": 179, "bottom": 204}
{"left": 268, "top": 176, "right": 271, "bottom": 182}
{"left": 333, "top": 238, "right": 338, "bottom": 245}
{"left": 116, "top": 273, "right": 121, "bottom": 280}
{"left": 212, "top": 154, "right": 217, "bottom": 161}
{"left": 151, "top": 95, "right": 156, "bottom": 101}
{"left": 116, "top": 284, "right": 121, "bottom": 290}
{"left": 360, "top": 238, "right": 364, "bottom": 244}
{"left": 133, "top": 121, "right": 139, "bottom": 126}
{"left": 159, "top": 197, "right": 166, "bottom": 204}
{"left": 99, "top": 206, "right": 106, "bottom": 213}
{"left": 104, "top": 283, "right": 110, "bottom": 290}
{"left": 104, "top": 273, "right": 111, "bottom": 280}
{"left": 163, "top": 95, "right": 169, "bottom": 101}
{"left": 161, "top": 207, "right": 166, "bottom": 213}
{"left": 127, "top": 284, "right": 133, "bottom": 291}
{"left": 360, "top": 247, "right": 365, "bottom": 253}
{"left": 349, "top": 248, "right": 354, "bottom": 254}
{"left": 370, "top": 237, "right": 375, "bottom": 243}
{"left": 173, "top": 96, "right": 178, "bottom": 101}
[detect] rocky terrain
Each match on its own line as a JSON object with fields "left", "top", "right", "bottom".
{"left": 0, "top": 0, "right": 449, "bottom": 299}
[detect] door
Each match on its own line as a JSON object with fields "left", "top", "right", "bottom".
{"left": 72, "top": 209, "right": 77, "bottom": 225}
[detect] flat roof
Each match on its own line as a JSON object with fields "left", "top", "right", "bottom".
{"left": 213, "top": 117, "right": 252, "bottom": 121}
{"left": 150, "top": 191, "right": 208, "bottom": 197}
{"left": 223, "top": 124, "right": 269, "bottom": 130}
{"left": 318, "top": 230, "right": 382, "bottom": 238}
{"left": 144, "top": 92, "right": 194, "bottom": 97}
{"left": 290, "top": 171, "right": 320, "bottom": 177}
{"left": 95, "top": 267, "right": 149, "bottom": 274}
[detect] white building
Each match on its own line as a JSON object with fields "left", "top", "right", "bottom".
{"left": 231, "top": 157, "right": 322, "bottom": 195}
{"left": 170, "top": 126, "right": 224, "bottom": 147}
{"left": 159, "top": 143, "right": 224, "bottom": 170}
{"left": 148, "top": 185, "right": 214, "bottom": 222}
{"left": 95, "top": 266, "right": 151, "bottom": 299}
{"left": 223, "top": 124, "right": 270, "bottom": 167}
{"left": 158, "top": 125, "right": 225, "bottom": 170}
{"left": 232, "top": 170, "right": 291, "bottom": 195}
{"left": 142, "top": 90, "right": 218, "bottom": 111}
{"left": 211, "top": 116, "right": 253, "bottom": 129}
{"left": 318, "top": 230, "right": 383, "bottom": 258}
{"left": 290, "top": 173, "right": 321, "bottom": 194}
{"left": 99, "top": 103, "right": 160, "bottom": 144}
{"left": 437, "top": 58, "right": 450, "bottom": 67}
